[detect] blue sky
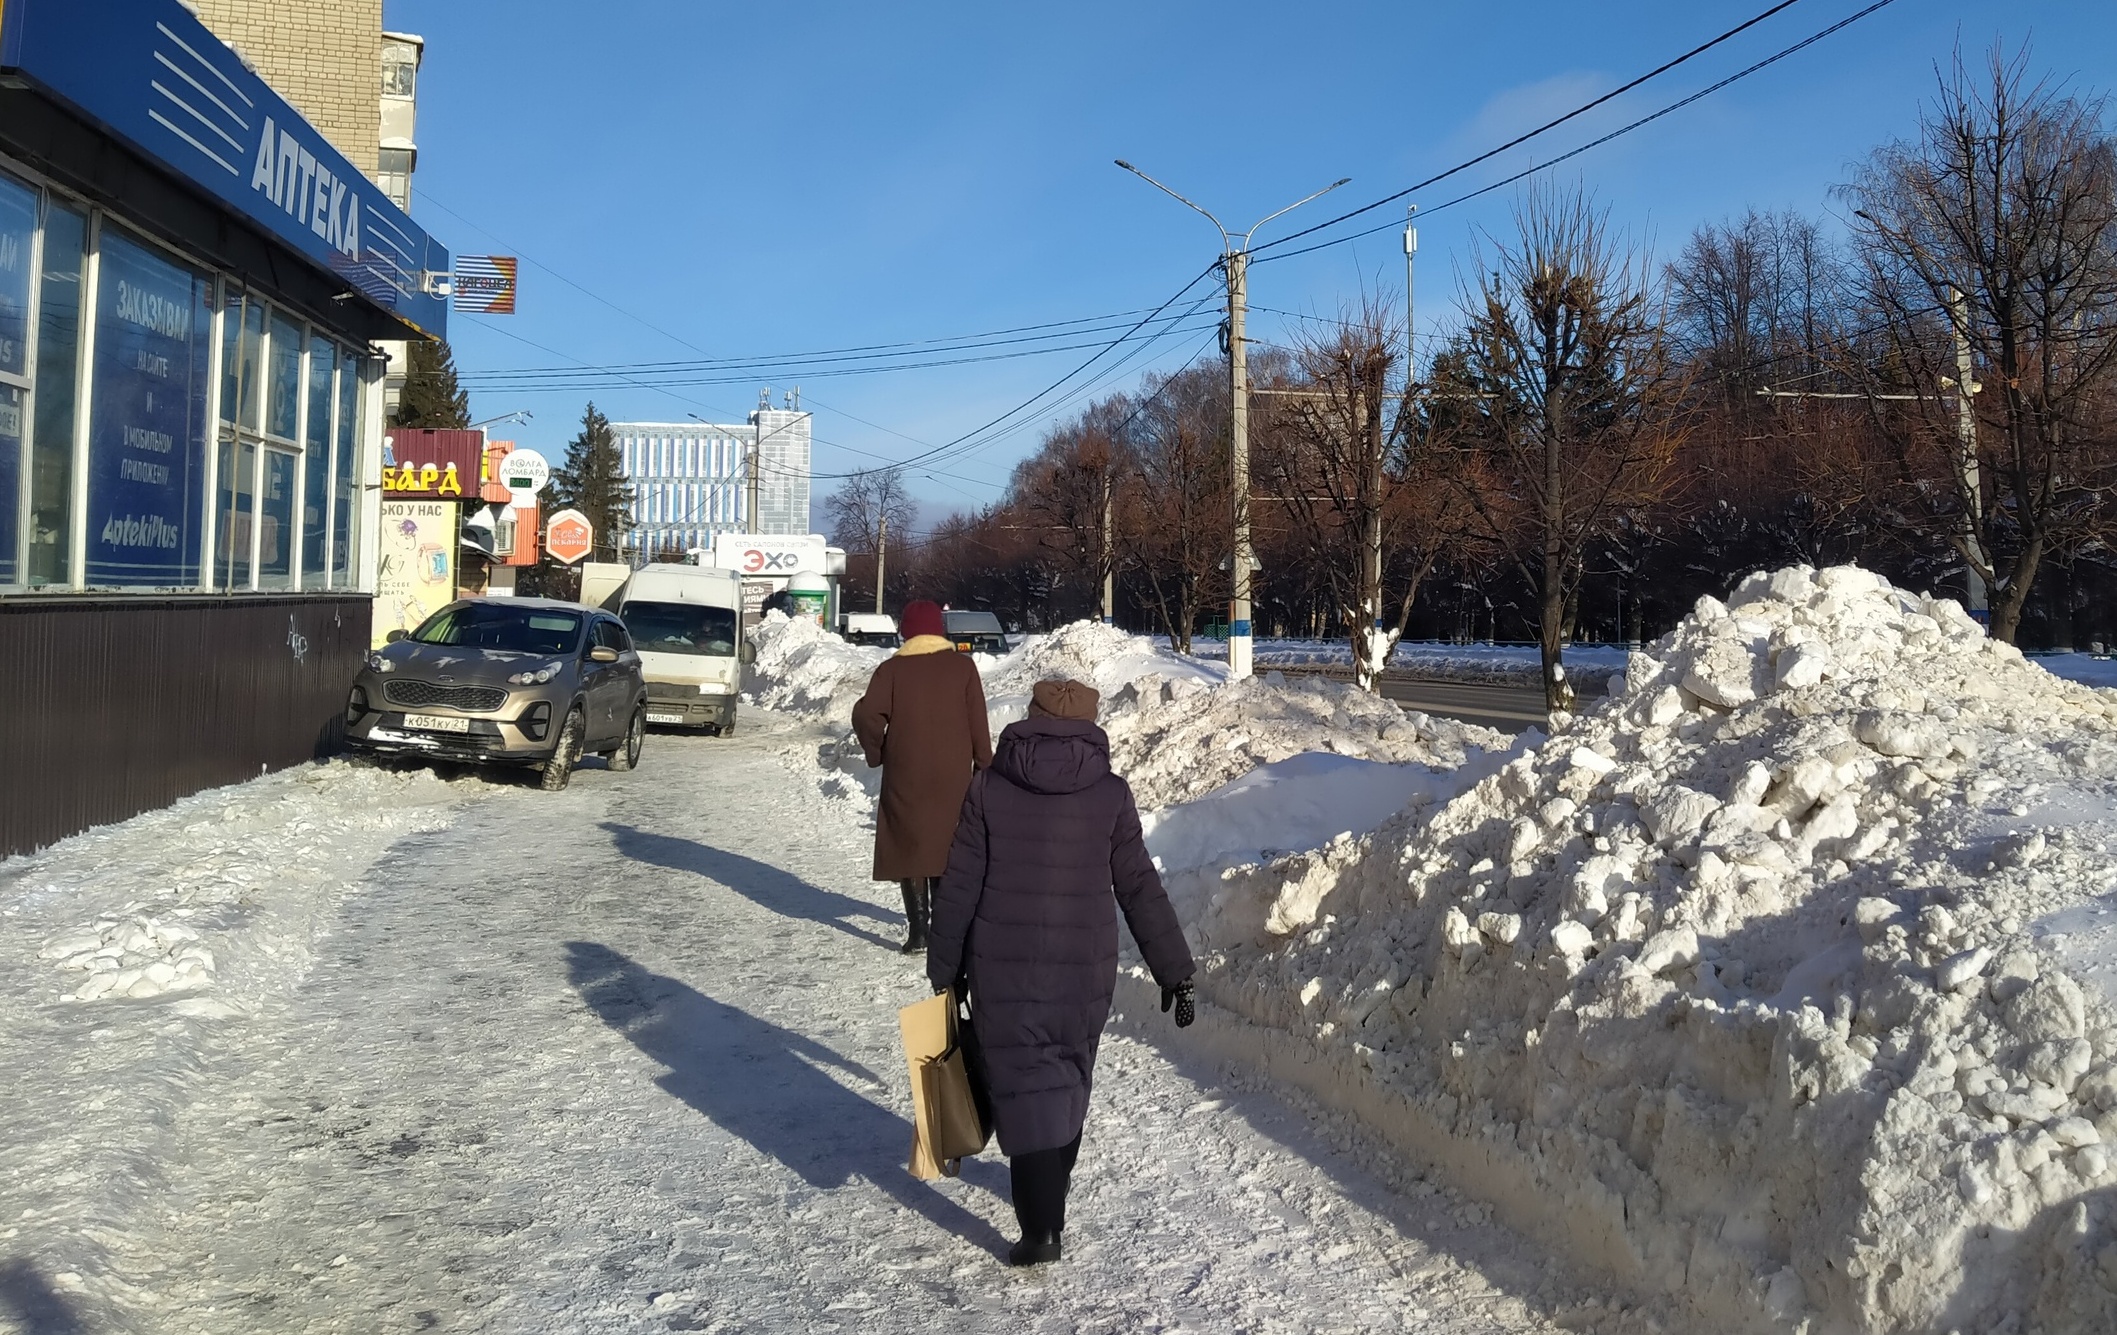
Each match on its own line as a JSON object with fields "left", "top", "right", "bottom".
{"left": 384, "top": 0, "right": 2117, "bottom": 520}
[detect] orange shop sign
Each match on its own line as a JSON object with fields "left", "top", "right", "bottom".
{"left": 544, "top": 508, "right": 594, "bottom": 565}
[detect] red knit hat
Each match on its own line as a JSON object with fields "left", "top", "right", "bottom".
{"left": 900, "top": 600, "right": 945, "bottom": 639}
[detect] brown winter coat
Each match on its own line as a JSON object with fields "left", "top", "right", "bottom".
{"left": 851, "top": 644, "right": 992, "bottom": 880}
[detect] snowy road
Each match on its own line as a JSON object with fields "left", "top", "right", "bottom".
{"left": 2, "top": 712, "right": 1591, "bottom": 1335}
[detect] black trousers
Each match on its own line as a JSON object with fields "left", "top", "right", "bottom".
{"left": 1009, "top": 1133, "right": 1083, "bottom": 1236}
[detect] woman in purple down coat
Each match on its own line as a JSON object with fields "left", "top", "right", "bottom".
{"left": 925, "top": 677, "right": 1196, "bottom": 1267}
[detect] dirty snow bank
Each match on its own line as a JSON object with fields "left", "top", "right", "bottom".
{"left": 6, "top": 760, "right": 476, "bottom": 1009}
{"left": 0, "top": 760, "right": 482, "bottom": 1296}
{"left": 1248, "top": 639, "right": 1627, "bottom": 691}
{"left": 748, "top": 615, "right": 1507, "bottom": 818}
{"left": 1181, "top": 565, "right": 2117, "bottom": 1334}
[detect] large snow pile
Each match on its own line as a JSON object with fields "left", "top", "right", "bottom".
{"left": 1140, "top": 751, "right": 1511, "bottom": 879}
{"left": 1173, "top": 564, "right": 2117, "bottom": 1333}
{"left": 743, "top": 611, "right": 889, "bottom": 725}
{"left": 748, "top": 616, "right": 1507, "bottom": 818}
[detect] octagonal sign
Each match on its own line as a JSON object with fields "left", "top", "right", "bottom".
{"left": 545, "top": 508, "right": 594, "bottom": 565}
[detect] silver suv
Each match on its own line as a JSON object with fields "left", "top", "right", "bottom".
{"left": 345, "top": 598, "right": 648, "bottom": 790}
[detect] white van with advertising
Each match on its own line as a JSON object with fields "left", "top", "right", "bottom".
{"left": 582, "top": 562, "right": 752, "bottom": 733}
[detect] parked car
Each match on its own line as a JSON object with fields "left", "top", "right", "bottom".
{"left": 344, "top": 597, "right": 647, "bottom": 790}
{"left": 944, "top": 609, "right": 1008, "bottom": 654}
{"left": 840, "top": 612, "right": 901, "bottom": 649}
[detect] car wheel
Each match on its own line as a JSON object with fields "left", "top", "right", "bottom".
{"left": 608, "top": 707, "right": 645, "bottom": 772}
{"left": 539, "top": 707, "right": 585, "bottom": 791}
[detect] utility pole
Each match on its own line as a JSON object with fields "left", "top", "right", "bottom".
{"left": 1227, "top": 249, "right": 1253, "bottom": 675}
{"left": 1100, "top": 460, "right": 1114, "bottom": 624}
{"left": 1947, "top": 286, "right": 1988, "bottom": 621}
{"left": 1115, "top": 160, "right": 1349, "bottom": 679}
{"left": 746, "top": 435, "right": 761, "bottom": 535}
{"left": 875, "top": 511, "right": 887, "bottom": 614}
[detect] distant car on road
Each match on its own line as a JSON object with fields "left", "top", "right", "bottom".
{"left": 344, "top": 597, "right": 648, "bottom": 790}
{"left": 840, "top": 612, "right": 901, "bottom": 649}
{"left": 944, "top": 609, "right": 1008, "bottom": 654}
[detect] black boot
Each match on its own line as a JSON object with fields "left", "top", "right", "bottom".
{"left": 1007, "top": 1134, "right": 1077, "bottom": 1265}
{"left": 899, "top": 880, "right": 929, "bottom": 955}
{"left": 1007, "top": 1231, "right": 1062, "bottom": 1266}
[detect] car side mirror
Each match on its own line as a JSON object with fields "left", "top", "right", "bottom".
{"left": 739, "top": 640, "right": 757, "bottom": 665}
{"left": 588, "top": 645, "right": 620, "bottom": 664}
{"left": 384, "top": 629, "right": 407, "bottom": 643}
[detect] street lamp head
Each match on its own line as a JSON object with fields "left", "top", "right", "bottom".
{"left": 1333, "top": 178, "right": 1352, "bottom": 189}
{"left": 1114, "top": 159, "right": 1135, "bottom": 172}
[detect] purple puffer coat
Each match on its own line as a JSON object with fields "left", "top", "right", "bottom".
{"left": 926, "top": 716, "right": 1196, "bottom": 1156}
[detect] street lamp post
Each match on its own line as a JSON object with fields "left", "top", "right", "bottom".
{"left": 1116, "top": 162, "right": 1350, "bottom": 679}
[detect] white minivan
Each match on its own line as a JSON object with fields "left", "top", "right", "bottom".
{"left": 582, "top": 562, "right": 751, "bottom": 733}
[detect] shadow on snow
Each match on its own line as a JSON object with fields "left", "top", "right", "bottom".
{"left": 0, "top": 1258, "right": 85, "bottom": 1335}
{"left": 562, "top": 941, "right": 1008, "bottom": 1257}
{"left": 599, "top": 822, "right": 899, "bottom": 951}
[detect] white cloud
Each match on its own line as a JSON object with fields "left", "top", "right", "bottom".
{"left": 1441, "top": 70, "right": 1617, "bottom": 160}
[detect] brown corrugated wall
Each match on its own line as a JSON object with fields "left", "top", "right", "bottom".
{"left": 0, "top": 596, "right": 371, "bottom": 858}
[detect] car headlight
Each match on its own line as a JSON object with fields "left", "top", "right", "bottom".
{"left": 508, "top": 664, "right": 562, "bottom": 685}
{"left": 698, "top": 681, "right": 734, "bottom": 695}
{"left": 365, "top": 653, "right": 395, "bottom": 673}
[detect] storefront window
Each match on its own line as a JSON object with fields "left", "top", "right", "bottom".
{"left": 257, "top": 446, "right": 295, "bottom": 588}
{"left": 331, "top": 353, "right": 360, "bottom": 584}
{"left": 301, "top": 340, "right": 335, "bottom": 588}
{"left": 0, "top": 172, "right": 34, "bottom": 585}
{"left": 236, "top": 300, "right": 263, "bottom": 432}
{"left": 266, "top": 310, "right": 301, "bottom": 441}
{"left": 84, "top": 229, "right": 211, "bottom": 587}
{"left": 216, "top": 436, "right": 255, "bottom": 589}
{"left": 29, "top": 203, "right": 85, "bottom": 587}
{"left": 218, "top": 286, "right": 241, "bottom": 424}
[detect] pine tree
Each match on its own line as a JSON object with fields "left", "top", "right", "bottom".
{"left": 551, "top": 401, "right": 632, "bottom": 562}
{"left": 393, "top": 339, "right": 471, "bottom": 428}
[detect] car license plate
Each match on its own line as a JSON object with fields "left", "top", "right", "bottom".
{"left": 647, "top": 712, "right": 686, "bottom": 725}
{"left": 402, "top": 712, "right": 470, "bottom": 733}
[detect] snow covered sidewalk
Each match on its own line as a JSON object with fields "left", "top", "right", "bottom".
{"left": 0, "top": 713, "right": 1599, "bottom": 1335}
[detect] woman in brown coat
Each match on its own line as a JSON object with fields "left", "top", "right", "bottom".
{"left": 851, "top": 600, "right": 992, "bottom": 952}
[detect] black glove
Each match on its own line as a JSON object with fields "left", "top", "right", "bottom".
{"left": 1160, "top": 979, "right": 1196, "bottom": 1028}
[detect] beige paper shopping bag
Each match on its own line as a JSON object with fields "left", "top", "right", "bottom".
{"left": 898, "top": 990, "right": 989, "bottom": 1179}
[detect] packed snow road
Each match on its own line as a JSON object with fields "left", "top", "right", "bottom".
{"left": 1, "top": 710, "right": 1601, "bottom": 1335}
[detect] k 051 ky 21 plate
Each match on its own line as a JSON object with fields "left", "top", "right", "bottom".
{"left": 402, "top": 712, "right": 471, "bottom": 733}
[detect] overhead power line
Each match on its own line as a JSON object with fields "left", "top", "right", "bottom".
{"left": 1250, "top": 0, "right": 1811, "bottom": 258}
{"left": 1254, "top": 0, "right": 1903, "bottom": 270}
{"left": 455, "top": 315, "right": 1222, "bottom": 392}
{"left": 454, "top": 307, "right": 1191, "bottom": 383}
{"left": 807, "top": 263, "right": 1223, "bottom": 481}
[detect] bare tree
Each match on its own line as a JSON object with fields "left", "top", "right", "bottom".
{"left": 1436, "top": 188, "right": 1682, "bottom": 708}
{"left": 822, "top": 467, "right": 917, "bottom": 612}
{"left": 1127, "top": 363, "right": 1228, "bottom": 652}
{"left": 1252, "top": 299, "right": 1468, "bottom": 690}
{"left": 1843, "top": 45, "right": 2117, "bottom": 643}
{"left": 1010, "top": 399, "right": 1131, "bottom": 620}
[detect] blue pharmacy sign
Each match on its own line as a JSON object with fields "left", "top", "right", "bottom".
{"left": 0, "top": 0, "right": 449, "bottom": 338}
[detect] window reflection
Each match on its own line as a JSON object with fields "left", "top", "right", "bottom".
{"left": 29, "top": 203, "right": 85, "bottom": 587}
